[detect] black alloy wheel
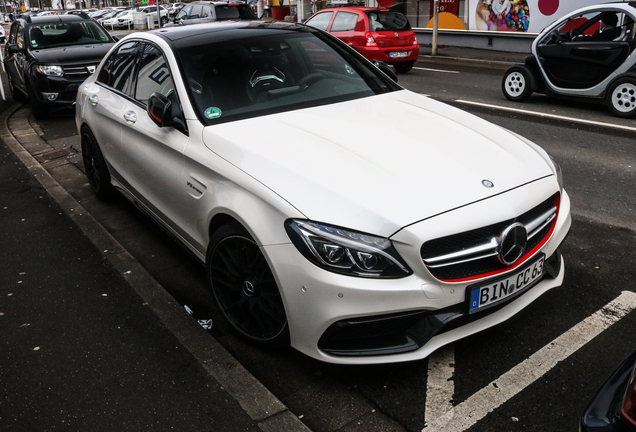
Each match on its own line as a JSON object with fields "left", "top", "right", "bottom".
{"left": 26, "top": 82, "right": 48, "bottom": 119}
{"left": 8, "top": 74, "right": 24, "bottom": 101}
{"left": 206, "top": 224, "right": 289, "bottom": 348}
{"left": 394, "top": 61, "right": 414, "bottom": 74}
{"left": 81, "top": 127, "right": 115, "bottom": 200}
{"left": 160, "top": 16, "right": 168, "bottom": 25}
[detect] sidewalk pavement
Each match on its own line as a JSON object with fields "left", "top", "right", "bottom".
{"left": 0, "top": 102, "right": 310, "bottom": 431}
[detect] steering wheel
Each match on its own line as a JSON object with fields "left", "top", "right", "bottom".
{"left": 298, "top": 73, "right": 324, "bottom": 89}
{"left": 569, "top": 27, "right": 584, "bottom": 40}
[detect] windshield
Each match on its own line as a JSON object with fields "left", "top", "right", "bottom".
{"left": 174, "top": 27, "right": 400, "bottom": 125}
{"left": 365, "top": 11, "right": 411, "bottom": 31}
{"left": 28, "top": 21, "right": 111, "bottom": 49}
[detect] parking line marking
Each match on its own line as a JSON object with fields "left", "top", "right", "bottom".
{"left": 414, "top": 67, "right": 460, "bottom": 74}
{"left": 454, "top": 99, "right": 636, "bottom": 132}
{"left": 422, "top": 290, "right": 636, "bottom": 432}
{"left": 425, "top": 345, "right": 455, "bottom": 428}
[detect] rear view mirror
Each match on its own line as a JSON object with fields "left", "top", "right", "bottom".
{"left": 7, "top": 44, "right": 25, "bottom": 54}
{"left": 147, "top": 92, "right": 171, "bottom": 127}
{"left": 373, "top": 60, "right": 398, "bottom": 83}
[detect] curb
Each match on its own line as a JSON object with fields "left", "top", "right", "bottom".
{"left": 0, "top": 102, "right": 312, "bottom": 432}
{"left": 417, "top": 54, "right": 519, "bottom": 66}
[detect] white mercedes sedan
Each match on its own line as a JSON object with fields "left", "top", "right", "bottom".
{"left": 76, "top": 21, "right": 571, "bottom": 364}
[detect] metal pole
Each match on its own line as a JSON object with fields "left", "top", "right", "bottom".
{"left": 156, "top": 2, "right": 161, "bottom": 28}
{"left": 256, "top": 0, "right": 263, "bottom": 19}
{"left": 431, "top": 0, "right": 439, "bottom": 56}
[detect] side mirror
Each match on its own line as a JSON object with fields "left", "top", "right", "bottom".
{"left": 373, "top": 60, "right": 398, "bottom": 83}
{"left": 7, "top": 43, "right": 25, "bottom": 54}
{"left": 147, "top": 92, "right": 171, "bottom": 128}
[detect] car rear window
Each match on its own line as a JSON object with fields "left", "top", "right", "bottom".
{"left": 215, "top": 5, "right": 256, "bottom": 20}
{"left": 365, "top": 11, "right": 411, "bottom": 32}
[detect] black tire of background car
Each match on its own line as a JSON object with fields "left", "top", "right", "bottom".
{"left": 206, "top": 223, "right": 290, "bottom": 349}
{"left": 26, "top": 82, "right": 48, "bottom": 119}
{"left": 394, "top": 61, "right": 414, "bottom": 74}
{"left": 501, "top": 66, "right": 533, "bottom": 102}
{"left": 81, "top": 127, "right": 115, "bottom": 200}
{"left": 8, "top": 74, "right": 24, "bottom": 101}
{"left": 606, "top": 76, "right": 636, "bottom": 118}
{"left": 160, "top": 16, "right": 168, "bottom": 25}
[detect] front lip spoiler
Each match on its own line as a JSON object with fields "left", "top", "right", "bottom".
{"left": 318, "top": 249, "right": 562, "bottom": 357}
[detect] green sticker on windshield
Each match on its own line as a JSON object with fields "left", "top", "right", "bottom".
{"left": 205, "top": 107, "right": 222, "bottom": 120}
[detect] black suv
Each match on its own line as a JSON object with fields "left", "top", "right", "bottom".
{"left": 165, "top": 1, "right": 256, "bottom": 27}
{"left": 4, "top": 13, "right": 116, "bottom": 118}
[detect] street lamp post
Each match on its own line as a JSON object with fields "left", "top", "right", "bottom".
{"left": 431, "top": 0, "right": 439, "bottom": 56}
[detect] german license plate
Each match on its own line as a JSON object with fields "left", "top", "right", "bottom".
{"left": 389, "top": 51, "right": 408, "bottom": 58}
{"left": 467, "top": 255, "right": 545, "bottom": 313}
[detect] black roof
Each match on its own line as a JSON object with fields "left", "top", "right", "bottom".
{"left": 151, "top": 20, "right": 309, "bottom": 42}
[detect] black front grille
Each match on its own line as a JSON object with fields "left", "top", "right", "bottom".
{"left": 421, "top": 194, "right": 558, "bottom": 281}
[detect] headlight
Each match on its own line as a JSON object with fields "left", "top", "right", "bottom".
{"left": 36, "top": 65, "right": 64, "bottom": 77}
{"left": 285, "top": 220, "right": 412, "bottom": 278}
{"left": 549, "top": 155, "right": 564, "bottom": 192}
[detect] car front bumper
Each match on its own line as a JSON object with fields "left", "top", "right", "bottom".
{"left": 265, "top": 179, "right": 571, "bottom": 364}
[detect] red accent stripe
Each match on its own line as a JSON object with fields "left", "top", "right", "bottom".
{"left": 431, "top": 193, "right": 561, "bottom": 283}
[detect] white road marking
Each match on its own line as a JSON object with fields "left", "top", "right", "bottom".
{"left": 423, "top": 290, "right": 636, "bottom": 432}
{"left": 425, "top": 345, "right": 455, "bottom": 428}
{"left": 455, "top": 99, "right": 636, "bottom": 132}
{"left": 414, "top": 67, "right": 460, "bottom": 74}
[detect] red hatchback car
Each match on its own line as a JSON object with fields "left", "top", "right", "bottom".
{"left": 304, "top": 7, "right": 419, "bottom": 73}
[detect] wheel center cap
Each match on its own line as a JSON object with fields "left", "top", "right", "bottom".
{"left": 242, "top": 280, "right": 256, "bottom": 297}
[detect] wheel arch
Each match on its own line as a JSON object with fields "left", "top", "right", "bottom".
{"left": 604, "top": 72, "right": 636, "bottom": 98}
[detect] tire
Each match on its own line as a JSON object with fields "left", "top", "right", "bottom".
{"left": 26, "top": 83, "right": 48, "bottom": 119}
{"left": 160, "top": 16, "right": 168, "bottom": 25}
{"left": 206, "top": 223, "right": 290, "bottom": 348}
{"left": 81, "top": 127, "right": 115, "bottom": 200}
{"left": 393, "top": 61, "right": 414, "bottom": 74}
{"left": 606, "top": 77, "right": 636, "bottom": 118}
{"left": 7, "top": 74, "right": 24, "bottom": 101}
{"left": 502, "top": 66, "right": 533, "bottom": 102}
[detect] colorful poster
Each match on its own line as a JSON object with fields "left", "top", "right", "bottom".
{"left": 468, "top": 0, "right": 624, "bottom": 33}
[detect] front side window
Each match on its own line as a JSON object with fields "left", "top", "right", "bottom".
{"left": 174, "top": 28, "right": 400, "bottom": 125}
{"left": 16, "top": 24, "right": 24, "bottom": 49}
{"left": 27, "top": 21, "right": 111, "bottom": 49}
{"left": 189, "top": 6, "right": 203, "bottom": 19}
{"left": 305, "top": 12, "right": 333, "bottom": 31}
{"left": 97, "top": 41, "right": 141, "bottom": 94}
{"left": 331, "top": 12, "right": 358, "bottom": 32}
{"left": 134, "top": 44, "right": 175, "bottom": 105}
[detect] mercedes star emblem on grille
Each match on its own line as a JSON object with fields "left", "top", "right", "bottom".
{"left": 497, "top": 223, "right": 527, "bottom": 265}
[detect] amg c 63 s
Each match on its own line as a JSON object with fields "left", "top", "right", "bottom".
{"left": 76, "top": 21, "right": 571, "bottom": 364}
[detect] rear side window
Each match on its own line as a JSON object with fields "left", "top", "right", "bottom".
{"left": 305, "top": 12, "right": 333, "bottom": 31}
{"left": 97, "top": 41, "right": 141, "bottom": 94}
{"left": 215, "top": 5, "right": 255, "bottom": 19}
{"left": 331, "top": 11, "right": 358, "bottom": 32}
{"left": 365, "top": 11, "right": 411, "bottom": 31}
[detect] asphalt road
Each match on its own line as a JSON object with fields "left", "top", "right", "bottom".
{"left": 2, "top": 54, "right": 636, "bottom": 432}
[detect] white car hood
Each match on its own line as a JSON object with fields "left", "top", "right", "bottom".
{"left": 202, "top": 90, "right": 553, "bottom": 237}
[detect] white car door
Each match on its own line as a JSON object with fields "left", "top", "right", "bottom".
{"left": 118, "top": 42, "right": 190, "bottom": 235}
{"left": 84, "top": 40, "right": 144, "bottom": 181}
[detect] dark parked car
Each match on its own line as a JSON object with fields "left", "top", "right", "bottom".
{"left": 4, "top": 13, "right": 116, "bottom": 118}
{"left": 502, "top": 2, "right": 636, "bottom": 118}
{"left": 581, "top": 349, "right": 636, "bottom": 431}
{"left": 164, "top": 1, "right": 255, "bottom": 27}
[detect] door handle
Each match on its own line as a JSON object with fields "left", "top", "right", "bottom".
{"left": 123, "top": 111, "right": 137, "bottom": 123}
{"left": 88, "top": 94, "right": 98, "bottom": 106}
